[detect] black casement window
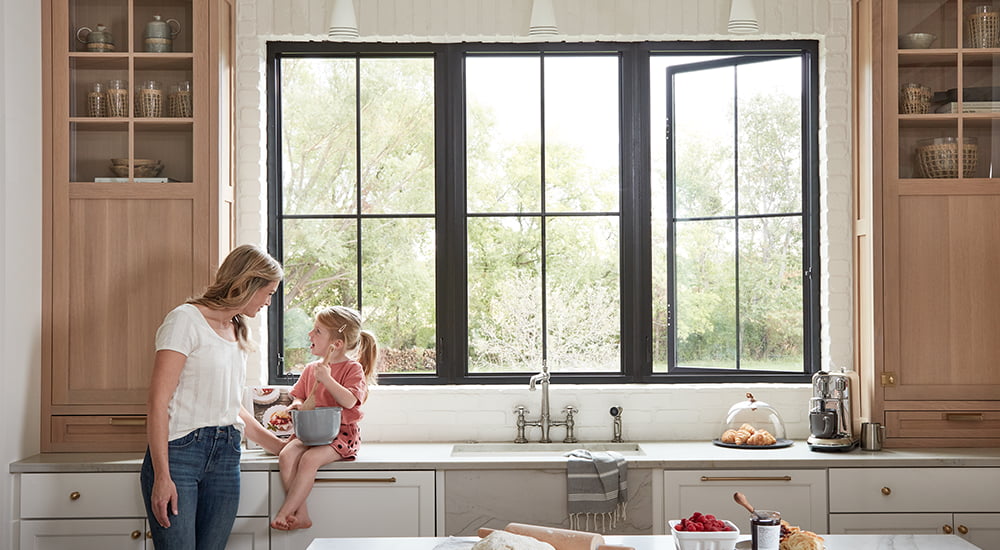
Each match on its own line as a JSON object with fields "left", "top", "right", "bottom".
{"left": 266, "top": 41, "right": 820, "bottom": 385}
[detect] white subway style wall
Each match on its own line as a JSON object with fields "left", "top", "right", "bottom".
{"left": 233, "top": 0, "right": 852, "bottom": 442}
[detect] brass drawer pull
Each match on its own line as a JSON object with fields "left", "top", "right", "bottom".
{"left": 943, "top": 525, "right": 953, "bottom": 534}
{"left": 131, "top": 530, "right": 142, "bottom": 539}
{"left": 945, "top": 413, "right": 983, "bottom": 422}
{"left": 958, "top": 525, "right": 968, "bottom": 535}
{"left": 316, "top": 477, "right": 397, "bottom": 484}
{"left": 881, "top": 486, "right": 891, "bottom": 495}
{"left": 109, "top": 417, "right": 147, "bottom": 426}
{"left": 69, "top": 491, "right": 81, "bottom": 500}
{"left": 700, "top": 476, "right": 792, "bottom": 482}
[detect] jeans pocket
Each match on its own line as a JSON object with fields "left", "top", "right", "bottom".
{"left": 168, "top": 430, "right": 198, "bottom": 449}
{"left": 230, "top": 433, "right": 244, "bottom": 453}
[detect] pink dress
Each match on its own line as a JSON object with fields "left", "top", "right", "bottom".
{"left": 290, "top": 359, "right": 368, "bottom": 459}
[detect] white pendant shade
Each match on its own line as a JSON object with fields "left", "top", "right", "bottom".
{"left": 328, "top": 0, "right": 359, "bottom": 39}
{"left": 728, "top": 0, "right": 759, "bottom": 34}
{"left": 529, "top": 0, "right": 559, "bottom": 36}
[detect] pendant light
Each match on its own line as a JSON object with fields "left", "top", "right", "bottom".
{"left": 328, "top": 0, "right": 359, "bottom": 39}
{"left": 728, "top": 0, "right": 760, "bottom": 34}
{"left": 529, "top": 0, "right": 559, "bottom": 36}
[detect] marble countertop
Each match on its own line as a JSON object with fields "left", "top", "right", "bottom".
{"left": 11, "top": 441, "right": 1000, "bottom": 473}
{"left": 305, "top": 534, "right": 983, "bottom": 550}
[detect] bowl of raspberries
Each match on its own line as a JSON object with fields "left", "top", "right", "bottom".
{"left": 669, "top": 512, "right": 740, "bottom": 550}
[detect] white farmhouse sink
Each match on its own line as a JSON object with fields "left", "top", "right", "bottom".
{"left": 450, "top": 441, "right": 645, "bottom": 457}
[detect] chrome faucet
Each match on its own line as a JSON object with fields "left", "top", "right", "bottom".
{"left": 515, "top": 363, "right": 578, "bottom": 443}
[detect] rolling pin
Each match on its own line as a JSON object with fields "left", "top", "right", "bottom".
{"left": 503, "top": 523, "right": 605, "bottom": 550}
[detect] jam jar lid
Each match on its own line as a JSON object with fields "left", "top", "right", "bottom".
{"left": 718, "top": 392, "right": 787, "bottom": 443}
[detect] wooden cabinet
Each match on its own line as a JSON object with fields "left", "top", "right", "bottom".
{"left": 18, "top": 472, "right": 270, "bottom": 549}
{"left": 828, "top": 468, "right": 1000, "bottom": 548}
{"left": 40, "top": 0, "right": 235, "bottom": 451}
{"left": 269, "top": 470, "right": 436, "bottom": 550}
{"left": 855, "top": 0, "right": 1000, "bottom": 448}
{"left": 662, "top": 469, "right": 828, "bottom": 535}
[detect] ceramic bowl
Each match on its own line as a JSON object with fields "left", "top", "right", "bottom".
{"left": 292, "top": 406, "right": 342, "bottom": 446}
{"left": 899, "top": 32, "right": 937, "bottom": 49}
{"left": 669, "top": 520, "right": 740, "bottom": 550}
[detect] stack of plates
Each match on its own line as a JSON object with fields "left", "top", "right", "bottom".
{"left": 728, "top": 19, "right": 759, "bottom": 33}
{"left": 328, "top": 26, "right": 359, "bottom": 38}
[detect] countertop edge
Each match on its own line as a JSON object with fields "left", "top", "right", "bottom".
{"left": 11, "top": 441, "right": 1000, "bottom": 473}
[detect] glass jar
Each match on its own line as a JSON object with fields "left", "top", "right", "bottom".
{"left": 87, "top": 82, "right": 107, "bottom": 117}
{"left": 137, "top": 80, "right": 163, "bottom": 118}
{"left": 751, "top": 510, "right": 781, "bottom": 550}
{"left": 106, "top": 79, "right": 129, "bottom": 117}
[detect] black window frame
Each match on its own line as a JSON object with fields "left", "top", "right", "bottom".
{"left": 265, "top": 40, "right": 821, "bottom": 386}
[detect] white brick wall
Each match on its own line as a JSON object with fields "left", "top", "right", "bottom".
{"left": 233, "top": 0, "right": 852, "bottom": 442}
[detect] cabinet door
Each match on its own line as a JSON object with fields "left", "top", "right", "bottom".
{"left": 955, "top": 513, "right": 1000, "bottom": 550}
{"left": 269, "top": 470, "right": 435, "bottom": 550}
{"left": 20, "top": 519, "right": 146, "bottom": 550}
{"left": 663, "top": 470, "right": 827, "bottom": 534}
{"left": 226, "top": 517, "right": 270, "bottom": 550}
{"left": 828, "top": 513, "right": 953, "bottom": 535}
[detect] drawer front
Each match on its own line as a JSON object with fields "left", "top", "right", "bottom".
{"left": 885, "top": 411, "right": 1000, "bottom": 439}
{"left": 829, "top": 468, "right": 1000, "bottom": 513}
{"left": 237, "top": 472, "right": 269, "bottom": 517}
{"left": 21, "top": 473, "right": 145, "bottom": 519}
{"left": 663, "top": 469, "right": 828, "bottom": 534}
{"left": 49, "top": 416, "right": 147, "bottom": 452}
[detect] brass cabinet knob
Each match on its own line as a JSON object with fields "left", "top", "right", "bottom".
{"left": 943, "top": 525, "right": 953, "bottom": 534}
{"left": 131, "top": 530, "right": 142, "bottom": 539}
{"left": 880, "top": 486, "right": 891, "bottom": 495}
{"left": 69, "top": 491, "right": 81, "bottom": 501}
{"left": 146, "top": 531, "right": 153, "bottom": 539}
{"left": 958, "top": 525, "right": 968, "bottom": 535}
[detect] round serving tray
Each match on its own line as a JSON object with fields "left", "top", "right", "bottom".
{"left": 711, "top": 438, "right": 794, "bottom": 449}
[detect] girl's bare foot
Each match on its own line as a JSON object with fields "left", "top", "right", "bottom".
{"left": 270, "top": 515, "right": 292, "bottom": 531}
{"left": 291, "top": 511, "right": 312, "bottom": 530}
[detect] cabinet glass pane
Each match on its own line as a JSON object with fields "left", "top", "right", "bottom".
{"left": 135, "top": 125, "right": 193, "bottom": 182}
{"left": 70, "top": 123, "right": 128, "bottom": 182}
{"left": 69, "top": 57, "right": 128, "bottom": 118}
{"left": 898, "top": 0, "right": 958, "bottom": 49}
{"left": 133, "top": 0, "right": 193, "bottom": 54}
{"left": 70, "top": 0, "right": 128, "bottom": 53}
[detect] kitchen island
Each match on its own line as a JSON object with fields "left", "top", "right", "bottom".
{"left": 306, "top": 534, "right": 983, "bottom": 550}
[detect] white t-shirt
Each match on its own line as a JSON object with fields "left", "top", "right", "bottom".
{"left": 155, "top": 303, "right": 247, "bottom": 441}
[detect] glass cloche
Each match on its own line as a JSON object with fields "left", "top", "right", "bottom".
{"left": 714, "top": 393, "right": 790, "bottom": 448}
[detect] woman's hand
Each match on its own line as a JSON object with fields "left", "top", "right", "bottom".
{"left": 151, "top": 475, "right": 178, "bottom": 528}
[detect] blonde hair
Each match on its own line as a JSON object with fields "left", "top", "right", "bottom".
{"left": 189, "top": 244, "right": 283, "bottom": 351}
{"left": 315, "top": 305, "right": 379, "bottom": 387}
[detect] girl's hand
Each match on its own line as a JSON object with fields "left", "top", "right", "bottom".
{"left": 151, "top": 475, "right": 178, "bottom": 528}
{"left": 287, "top": 400, "right": 303, "bottom": 411}
{"left": 315, "top": 362, "right": 333, "bottom": 384}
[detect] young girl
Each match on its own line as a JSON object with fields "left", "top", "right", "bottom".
{"left": 271, "top": 306, "right": 378, "bottom": 531}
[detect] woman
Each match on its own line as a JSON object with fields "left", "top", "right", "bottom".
{"left": 141, "top": 244, "right": 287, "bottom": 549}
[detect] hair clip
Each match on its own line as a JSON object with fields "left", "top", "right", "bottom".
{"left": 338, "top": 323, "right": 347, "bottom": 333}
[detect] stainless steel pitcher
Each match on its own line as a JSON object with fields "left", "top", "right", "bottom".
{"left": 860, "top": 422, "right": 885, "bottom": 451}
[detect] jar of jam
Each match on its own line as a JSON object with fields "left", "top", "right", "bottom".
{"left": 751, "top": 510, "right": 781, "bottom": 550}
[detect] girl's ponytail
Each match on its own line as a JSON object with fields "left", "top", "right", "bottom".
{"left": 357, "top": 330, "right": 379, "bottom": 387}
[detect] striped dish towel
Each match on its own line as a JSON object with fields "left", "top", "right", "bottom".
{"left": 566, "top": 449, "right": 628, "bottom": 533}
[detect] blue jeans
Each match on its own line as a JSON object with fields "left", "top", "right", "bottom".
{"left": 141, "top": 426, "right": 242, "bottom": 550}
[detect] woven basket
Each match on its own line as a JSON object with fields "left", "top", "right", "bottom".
{"left": 967, "top": 11, "right": 1000, "bottom": 48}
{"left": 900, "top": 83, "right": 932, "bottom": 114}
{"left": 916, "top": 139, "right": 978, "bottom": 178}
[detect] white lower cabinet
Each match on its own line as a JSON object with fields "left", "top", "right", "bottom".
{"left": 268, "top": 470, "right": 436, "bottom": 550}
{"left": 828, "top": 468, "right": 1000, "bottom": 549}
{"left": 662, "top": 469, "right": 827, "bottom": 534}
{"left": 18, "top": 471, "right": 270, "bottom": 550}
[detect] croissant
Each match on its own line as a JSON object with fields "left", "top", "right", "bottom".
{"left": 721, "top": 429, "right": 738, "bottom": 444}
{"left": 733, "top": 429, "right": 752, "bottom": 445}
{"left": 780, "top": 530, "right": 825, "bottom": 550}
{"left": 747, "top": 430, "right": 777, "bottom": 446}
{"left": 739, "top": 423, "right": 757, "bottom": 434}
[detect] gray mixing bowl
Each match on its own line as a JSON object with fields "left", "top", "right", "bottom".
{"left": 292, "top": 407, "right": 342, "bottom": 446}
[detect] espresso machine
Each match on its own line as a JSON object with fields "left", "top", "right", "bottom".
{"left": 807, "top": 369, "right": 859, "bottom": 451}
